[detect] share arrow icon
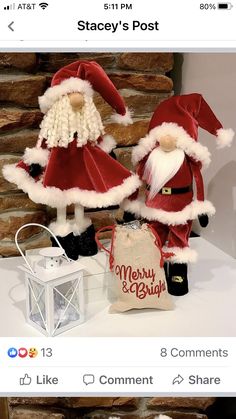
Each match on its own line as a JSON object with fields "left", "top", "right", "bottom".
{"left": 172, "top": 374, "right": 184, "bottom": 385}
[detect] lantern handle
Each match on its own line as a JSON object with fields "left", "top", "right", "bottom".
{"left": 15, "top": 223, "right": 70, "bottom": 274}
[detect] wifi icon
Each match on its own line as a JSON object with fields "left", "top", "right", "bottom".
{"left": 39, "top": 2, "right": 48, "bottom": 9}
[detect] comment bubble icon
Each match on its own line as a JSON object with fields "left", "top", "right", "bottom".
{"left": 83, "top": 374, "right": 95, "bottom": 385}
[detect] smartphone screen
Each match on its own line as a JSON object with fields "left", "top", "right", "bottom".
{"left": 0, "top": 1, "right": 236, "bottom": 418}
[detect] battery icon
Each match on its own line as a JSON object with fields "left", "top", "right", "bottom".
{"left": 218, "top": 2, "right": 233, "bottom": 9}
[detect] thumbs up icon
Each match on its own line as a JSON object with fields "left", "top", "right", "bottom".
{"left": 19, "top": 373, "right": 32, "bottom": 385}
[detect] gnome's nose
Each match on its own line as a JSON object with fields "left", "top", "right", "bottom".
{"left": 159, "top": 135, "right": 177, "bottom": 152}
{"left": 69, "top": 92, "right": 85, "bottom": 111}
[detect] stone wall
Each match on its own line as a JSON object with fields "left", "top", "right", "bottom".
{"left": 6, "top": 397, "right": 215, "bottom": 418}
{"left": 0, "top": 53, "right": 174, "bottom": 256}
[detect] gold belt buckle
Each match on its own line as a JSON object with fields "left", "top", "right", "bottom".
{"left": 172, "top": 275, "right": 184, "bottom": 283}
{"left": 162, "top": 187, "right": 171, "bottom": 195}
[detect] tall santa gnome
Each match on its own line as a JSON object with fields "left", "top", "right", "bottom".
{"left": 3, "top": 60, "right": 141, "bottom": 259}
{"left": 123, "top": 93, "right": 234, "bottom": 296}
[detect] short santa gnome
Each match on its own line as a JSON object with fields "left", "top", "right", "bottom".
{"left": 123, "top": 93, "right": 234, "bottom": 296}
{"left": 3, "top": 60, "right": 141, "bottom": 260}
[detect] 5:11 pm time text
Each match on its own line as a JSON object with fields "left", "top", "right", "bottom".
{"left": 104, "top": 3, "right": 133, "bottom": 10}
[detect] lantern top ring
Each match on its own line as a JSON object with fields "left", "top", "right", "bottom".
{"left": 39, "top": 247, "right": 64, "bottom": 258}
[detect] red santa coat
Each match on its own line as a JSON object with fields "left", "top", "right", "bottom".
{"left": 139, "top": 154, "right": 203, "bottom": 213}
{"left": 3, "top": 135, "right": 141, "bottom": 209}
{"left": 125, "top": 152, "right": 215, "bottom": 227}
{"left": 123, "top": 151, "right": 215, "bottom": 264}
{"left": 143, "top": 155, "right": 203, "bottom": 262}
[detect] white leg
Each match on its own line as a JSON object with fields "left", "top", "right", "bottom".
{"left": 73, "top": 204, "right": 91, "bottom": 235}
{"left": 74, "top": 204, "right": 84, "bottom": 225}
{"left": 49, "top": 207, "right": 73, "bottom": 237}
{"left": 57, "top": 207, "right": 67, "bottom": 225}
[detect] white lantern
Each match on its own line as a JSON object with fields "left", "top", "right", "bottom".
{"left": 15, "top": 223, "right": 85, "bottom": 336}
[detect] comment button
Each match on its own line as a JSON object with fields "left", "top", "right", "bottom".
{"left": 83, "top": 374, "right": 95, "bottom": 386}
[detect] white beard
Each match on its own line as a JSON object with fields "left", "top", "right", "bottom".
{"left": 143, "top": 147, "right": 185, "bottom": 198}
{"left": 39, "top": 95, "right": 105, "bottom": 148}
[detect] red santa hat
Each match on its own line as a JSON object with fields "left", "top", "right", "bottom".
{"left": 133, "top": 93, "right": 234, "bottom": 168}
{"left": 38, "top": 60, "right": 132, "bottom": 125}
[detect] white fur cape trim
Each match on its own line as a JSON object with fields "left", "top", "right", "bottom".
{"left": 23, "top": 147, "right": 50, "bottom": 167}
{"left": 49, "top": 217, "right": 92, "bottom": 237}
{"left": 163, "top": 246, "right": 198, "bottom": 263}
{"left": 110, "top": 108, "right": 133, "bottom": 126}
{"left": 155, "top": 416, "right": 172, "bottom": 419}
{"left": 39, "top": 77, "right": 94, "bottom": 114}
{"left": 49, "top": 220, "right": 74, "bottom": 237}
{"left": 2, "top": 164, "right": 141, "bottom": 209}
{"left": 122, "top": 197, "right": 216, "bottom": 225}
{"left": 216, "top": 127, "right": 234, "bottom": 149}
{"left": 97, "top": 135, "right": 116, "bottom": 153}
{"left": 132, "top": 123, "right": 211, "bottom": 168}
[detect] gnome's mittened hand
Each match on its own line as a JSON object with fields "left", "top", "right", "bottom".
{"left": 198, "top": 214, "right": 209, "bottom": 228}
{"left": 29, "top": 163, "right": 43, "bottom": 178}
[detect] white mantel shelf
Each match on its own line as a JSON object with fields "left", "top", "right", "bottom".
{"left": 0, "top": 237, "right": 235, "bottom": 337}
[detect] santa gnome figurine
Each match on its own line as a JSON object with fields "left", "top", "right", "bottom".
{"left": 3, "top": 60, "right": 141, "bottom": 259}
{"left": 123, "top": 93, "right": 234, "bottom": 296}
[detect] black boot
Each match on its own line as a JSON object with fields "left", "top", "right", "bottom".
{"left": 167, "top": 263, "right": 189, "bottom": 296}
{"left": 51, "top": 232, "right": 80, "bottom": 261}
{"left": 123, "top": 211, "right": 136, "bottom": 223}
{"left": 116, "top": 210, "right": 137, "bottom": 225}
{"left": 75, "top": 224, "right": 98, "bottom": 257}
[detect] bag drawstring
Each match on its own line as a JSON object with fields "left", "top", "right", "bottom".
{"left": 95, "top": 225, "right": 116, "bottom": 270}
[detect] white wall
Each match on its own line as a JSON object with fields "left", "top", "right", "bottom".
{"left": 181, "top": 53, "right": 236, "bottom": 258}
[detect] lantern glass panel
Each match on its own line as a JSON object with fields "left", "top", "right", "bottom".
{"left": 53, "top": 277, "right": 82, "bottom": 331}
{"left": 28, "top": 277, "right": 47, "bottom": 331}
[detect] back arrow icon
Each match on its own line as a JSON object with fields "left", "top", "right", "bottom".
{"left": 8, "top": 21, "right": 14, "bottom": 31}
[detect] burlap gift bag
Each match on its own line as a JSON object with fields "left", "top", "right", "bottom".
{"left": 96, "top": 222, "right": 174, "bottom": 313}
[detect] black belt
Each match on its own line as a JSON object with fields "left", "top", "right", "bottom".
{"left": 146, "top": 185, "right": 192, "bottom": 195}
